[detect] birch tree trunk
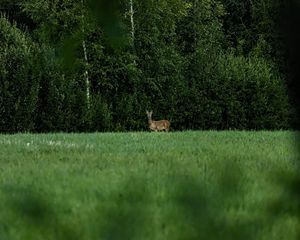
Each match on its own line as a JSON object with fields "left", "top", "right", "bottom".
{"left": 81, "top": 0, "right": 90, "bottom": 109}
{"left": 129, "top": 0, "right": 137, "bottom": 68}
{"left": 129, "top": 0, "right": 135, "bottom": 44}
{"left": 82, "top": 39, "right": 90, "bottom": 109}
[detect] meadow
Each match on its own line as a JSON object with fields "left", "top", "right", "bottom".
{"left": 0, "top": 131, "right": 299, "bottom": 240}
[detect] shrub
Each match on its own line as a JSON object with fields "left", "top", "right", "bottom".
{"left": 217, "top": 53, "right": 290, "bottom": 129}
{"left": 0, "top": 17, "right": 39, "bottom": 133}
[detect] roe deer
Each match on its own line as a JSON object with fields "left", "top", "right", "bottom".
{"left": 146, "top": 110, "right": 170, "bottom": 132}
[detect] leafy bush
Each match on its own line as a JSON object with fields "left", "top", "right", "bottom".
{"left": 217, "top": 53, "right": 290, "bottom": 129}
{"left": 175, "top": 52, "right": 290, "bottom": 130}
{"left": 0, "top": 17, "right": 39, "bottom": 133}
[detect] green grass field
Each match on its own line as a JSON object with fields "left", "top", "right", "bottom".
{"left": 0, "top": 131, "right": 299, "bottom": 240}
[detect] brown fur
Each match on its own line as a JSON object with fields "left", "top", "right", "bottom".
{"left": 146, "top": 110, "right": 170, "bottom": 132}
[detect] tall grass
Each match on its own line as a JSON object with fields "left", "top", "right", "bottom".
{"left": 0, "top": 131, "right": 298, "bottom": 239}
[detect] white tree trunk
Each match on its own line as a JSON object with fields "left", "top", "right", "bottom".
{"left": 81, "top": 0, "right": 90, "bottom": 109}
{"left": 82, "top": 40, "right": 90, "bottom": 109}
{"left": 129, "top": 0, "right": 135, "bottom": 43}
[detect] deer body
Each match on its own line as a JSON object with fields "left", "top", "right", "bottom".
{"left": 146, "top": 111, "right": 170, "bottom": 132}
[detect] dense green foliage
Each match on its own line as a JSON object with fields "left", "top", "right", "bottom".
{"left": 0, "top": 0, "right": 292, "bottom": 132}
{"left": 0, "top": 131, "right": 298, "bottom": 239}
{"left": 0, "top": 18, "right": 38, "bottom": 132}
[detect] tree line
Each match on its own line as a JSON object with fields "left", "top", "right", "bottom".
{"left": 0, "top": 0, "right": 294, "bottom": 132}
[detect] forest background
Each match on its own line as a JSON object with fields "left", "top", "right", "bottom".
{"left": 0, "top": 0, "right": 299, "bottom": 133}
